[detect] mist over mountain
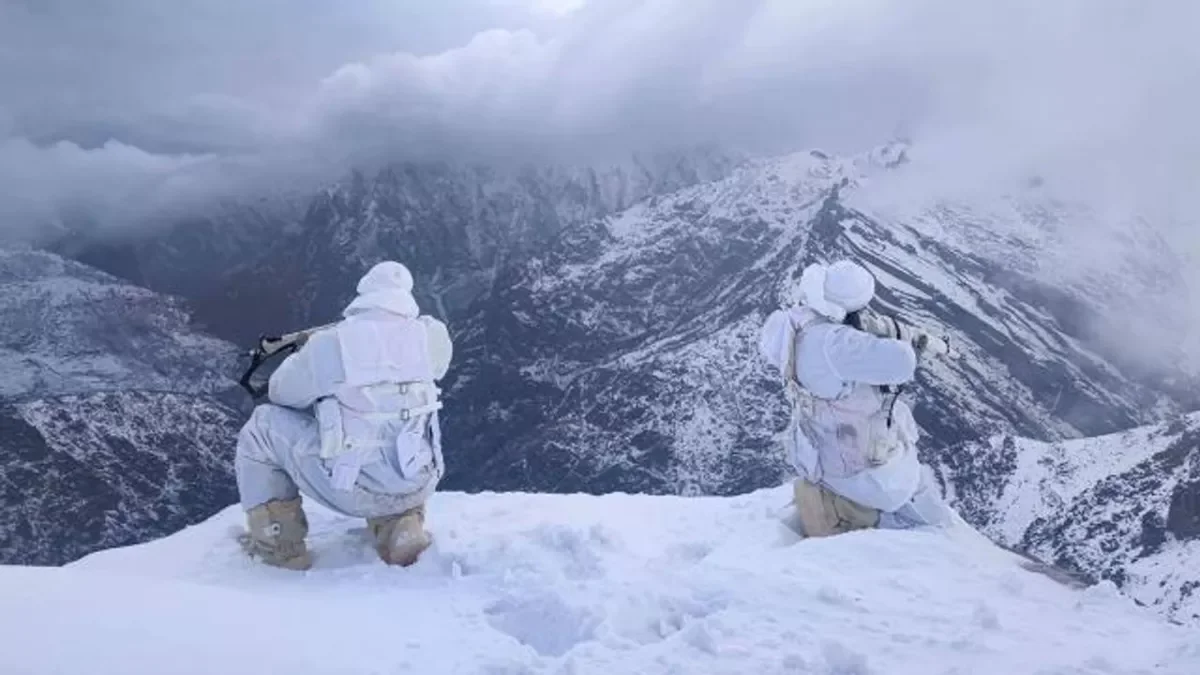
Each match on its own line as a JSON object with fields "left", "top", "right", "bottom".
{"left": 5, "top": 0, "right": 1197, "bottom": 380}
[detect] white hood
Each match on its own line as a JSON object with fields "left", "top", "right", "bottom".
{"left": 342, "top": 261, "right": 420, "bottom": 319}
{"left": 798, "top": 260, "right": 875, "bottom": 322}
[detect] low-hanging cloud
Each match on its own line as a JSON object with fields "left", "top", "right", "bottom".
{"left": 0, "top": 0, "right": 561, "bottom": 240}
{"left": 0, "top": 137, "right": 206, "bottom": 241}
{"left": 305, "top": 0, "right": 933, "bottom": 163}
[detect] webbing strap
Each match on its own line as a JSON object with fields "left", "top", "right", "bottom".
{"left": 355, "top": 401, "right": 443, "bottom": 422}
{"left": 783, "top": 310, "right": 885, "bottom": 481}
{"left": 400, "top": 402, "right": 443, "bottom": 420}
{"left": 782, "top": 313, "right": 806, "bottom": 401}
{"left": 782, "top": 312, "right": 826, "bottom": 407}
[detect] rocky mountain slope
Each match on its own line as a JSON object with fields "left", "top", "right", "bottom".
{"left": 441, "top": 145, "right": 1189, "bottom": 495}
{"left": 39, "top": 143, "right": 1198, "bottom": 621}
{"left": 432, "top": 146, "right": 1198, "bottom": 621}
{"left": 936, "top": 411, "right": 1200, "bottom": 623}
{"left": 69, "top": 148, "right": 743, "bottom": 346}
{"left": 72, "top": 144, "right": 1192, "bottom": 495}
{"left": 0, "top": 248, "right": 244, "bottom": 565}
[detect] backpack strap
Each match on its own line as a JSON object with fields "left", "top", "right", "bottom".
{"left": 779, "top": 309, "right": 828, "bottom": 483}
{"left": 781, "top": 308, "right": 826, "bottom": 402}
{"left": 783, "top": 314, "right": 802, "bottom": 399}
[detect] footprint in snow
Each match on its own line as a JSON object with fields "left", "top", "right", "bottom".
{"left": 485, "top": 592, "right": 602, "bottom": 657}
{"left": 665, "top": 541, "right": 714, "bottom": 565}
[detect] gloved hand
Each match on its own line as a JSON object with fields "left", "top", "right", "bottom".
{"left": 913, "top": 332, "right": 953, "bottom": 358}
{"left": 883, "top": 316, "right": 955, "bottom": 359}
{"left": 847, "top": 309, "right": 956, "bottom": 359}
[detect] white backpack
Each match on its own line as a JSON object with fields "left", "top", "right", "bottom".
{"left": 769, "top": 308, "right": 917, "bottom": 481}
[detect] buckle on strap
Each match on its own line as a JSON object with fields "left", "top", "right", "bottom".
{"left": 356, "top": 401, "right": 443, "bottom": 422}
{"left": 398, "top": 402, "right": 443, "bottom": 421}
{"left": 379, "top": 381, "right": 440, "bottom": 396}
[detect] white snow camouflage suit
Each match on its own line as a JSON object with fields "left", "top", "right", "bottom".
{"left": 759, "top": 260, "right": 952, "bottom": 536}
{"left": 236, "top": 261, "right": 452, "bottom": 568}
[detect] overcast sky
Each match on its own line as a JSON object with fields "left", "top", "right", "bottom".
{"left": 1, "top": 0, "right": 1198, "bottom": 257}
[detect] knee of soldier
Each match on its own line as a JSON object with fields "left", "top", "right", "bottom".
{"left": 906, "top": 488, "right": 954, "bottom": 528}
{"left": 236, "top": 404, "right": 285, "bottom": 462}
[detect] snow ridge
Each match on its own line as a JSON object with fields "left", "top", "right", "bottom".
{"left": 2, "top": 486, "right": 1195, "bottom": 675}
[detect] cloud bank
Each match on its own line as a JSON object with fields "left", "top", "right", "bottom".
{"left": 1, "top": 0, "right": 1197, "bottom": 258}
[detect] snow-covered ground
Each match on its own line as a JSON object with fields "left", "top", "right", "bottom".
{"left": 1, "top": 486, "right": 1196, "bottom": 675}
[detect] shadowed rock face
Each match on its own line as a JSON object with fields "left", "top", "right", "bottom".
{"left": 938, "top": 415, "right": 1200, "bottom": 624}
{"left": 1168, "top": 478, "right": 1200, "bottom": 540}
{"left": 0, "top": 392, "right": 242, "bottom": 565}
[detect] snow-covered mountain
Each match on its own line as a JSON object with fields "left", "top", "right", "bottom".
{"left": 0, "top": 248, "right": 245, "bottom": 565}
{"left": 2, "top": 486, "right": 1195, "bottom": 675}
{"left": 70, "top": 147, "right": 743, "bottom": 346}
{"left": 424, "top": 146, "right": 1199, "bottom": 619}
{"left": 76, "top": 144, "right": 1192, "bottom": 494}
{"left": 0, "top": 248, "right": 238, "bottom": 399}
{"left": 41, "top": 143, "right": 1199, "bottom": 621}
{"left": 936, "top": 411, "right": 1200, "bottom": 623}
{"left": 439, "top": 145, "right": 1189, "bottom": 496}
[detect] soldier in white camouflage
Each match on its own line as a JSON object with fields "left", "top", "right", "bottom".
{"left": 236, "top": 261, "right": 453, "bottom": 570}
{"left": 759, "top": 259, "right": 954, "bottom": 537}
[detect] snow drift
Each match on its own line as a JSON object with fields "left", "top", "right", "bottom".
{"left": 0, "top": 486, "right": 1195, "bottom": 675}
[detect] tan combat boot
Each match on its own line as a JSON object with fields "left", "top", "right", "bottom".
{"left": 793, "top": 478, "right": 880, "bottom": 538}
{"left": 367, "top": 505, "right": 431, "bottom": 567}
{"left": 241, "top": 497, "right": 312, "bottom": 571}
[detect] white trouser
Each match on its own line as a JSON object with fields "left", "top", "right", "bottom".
{"left": 820, "top": 442, "right": 923, "bottom": 512}
{"left": 805, "top": 442, "right": 953, "bottom": 530}
{"left": 235, "top": 404, "right": 443, "bottom": 519}
{"left": 877, "top": 468, "right": 954, "bottom": 529}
